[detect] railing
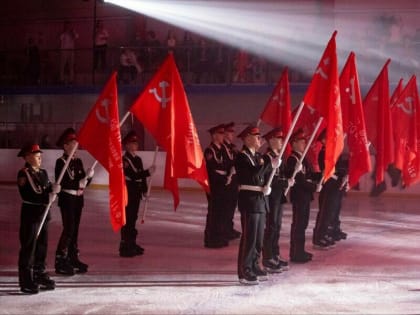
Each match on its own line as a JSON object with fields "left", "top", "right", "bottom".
{"left": 0, "top": 44, "right": 314, "bottom": 87}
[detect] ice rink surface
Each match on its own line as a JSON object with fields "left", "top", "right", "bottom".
{"left": 0, "top": 184, "right": 419, "bottom": 314}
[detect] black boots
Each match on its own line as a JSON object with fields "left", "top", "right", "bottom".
{"left": 69, "top": 249, "right": 88, "bottom": 273}
{"left": 56, "top": 248, "right": 88, "bottom": 275}
{"left": 19, "top": 268, "right": 39, "bottom": 294}
{"left": 33, "top": 270, "right": 55, "bottom": 291}
{"left": 119, "top": 241, "right": 144, "bottom": 257}
{"left": 55, "top": 254, "right": 75, "bottom": 276}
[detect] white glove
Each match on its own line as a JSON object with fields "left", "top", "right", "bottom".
{"left": 86, "top": 167, "right": 94, "bottom": 179}
{"left": 271, "top": 156, "right": 281, "bottom": 169}
{"left": 316, "top": 182, "right": 323, "bottom": 193}
{"left": 148, "top": 165, "right": 156, "bottom": 175}
{"left": 49, "top": 193, "right": 57, "bottom": 204}
{"left": 225, "top": 175, "right": 232, "bottom": 186}
{"left": 51, "top": 183, "right": 61, "bottom": 194}
{"left": 287, "top": 178, "right": 295, "bottom": 187}
{"left": 295, "top": 162, "right": 303, "bottom": 173}
{"left": 79, "top": 178, "right": 88, "bottom": 189}
{"left": 263, "top": 185, "right": 272, "bottom": 196}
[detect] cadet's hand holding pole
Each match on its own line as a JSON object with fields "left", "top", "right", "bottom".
{"left": 284, "top": 117, "right": 324, "bottom": 196}
{"left": 141, "top": 146, "right": 159, "bottom": 224}
{"left": 266, "top": 101, "right": 305, "bottom": 188}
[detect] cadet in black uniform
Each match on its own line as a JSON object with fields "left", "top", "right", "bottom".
{"left": 286, "top": 129, "right": 319, "bottom": 263}
{"left": 120, "top": 130, "right": 155, "bottom": 257}
{"left": 55, "top": 128, "right": 93, "bottom": 275}
{"left": 17, "top": 144, "right": 60, "bottom": 294}
{"left": 221, "top": 122, "right": 241, "bottom": 240}
{"left": 262, "top": 128, "right": 293, "bottom": 273}
{"left": 327, "top": 155, "right": 349, "bottom": 242}
{"left": 204, "top": 124, "right": 230, "bottom": 248}
{"left": 313, "top": 130, "right": 349, "bottom": 249}
{"left": 236, "top": 125, "right": 279, "bottom": 285}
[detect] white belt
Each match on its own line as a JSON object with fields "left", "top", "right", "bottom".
{"left": 239, "top": 185, "right": 264, "bottom": 192}
{"left": 62, "top": 189, "right": 84, "bottom": 196}
{"left": 125, "top": 177, "right": 143, "bottom": 182}
{"left": 215, "top": 170, "right": 227, "bottom": 175}
{"left": 23, "top": 201, "right": 45, "bottom": 206}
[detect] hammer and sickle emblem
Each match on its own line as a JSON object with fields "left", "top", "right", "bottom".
{"left": 96, "top": 99, "right": 110, "bottom": 123}
{"left": 272, "top": 88, "right": 285, "bottom": 107}
{"left": 396, "top": 97, "right": 414, "bottom": 115}
{"left": 345, "top": 76, "right": 356, "bottom": 105}
{"left": 149, "top": 81, "right": 171, "bottom": 108}
{"left": 315, "top": 57, "right": 330, "bottom": 80}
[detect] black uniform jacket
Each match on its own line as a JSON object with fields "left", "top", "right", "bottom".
{"left": 264, "top": 149, "right": 288, "bottom": 204}
{"left": 204, "top": 142, "right": 229, "bottom": 194}
{"left": 17, "top": 163, "right": 51, "bottom": 206}
{"left": 318, "top": 147, "right": 349, "bottom": 185}
{"left": 17, "top": 163, "right": 52, "bottom": 219}
{"left": 123, "top": 152, "right": 150, "bottom": 195}
{"left": 55, "top": 154, "right": 87, "bottom": 207}
{"left": 286, "top": 150, "right": 320, "bottom": 203}
{"left": 235, "top": 146, "right": 271, "bottom": 213}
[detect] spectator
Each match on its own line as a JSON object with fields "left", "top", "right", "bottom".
{"left": 119, "top": 48, "right": 142, "bottom": 84}
{"left": 166, "top": 29, "right": 177, "bottom": 54}
{"left": 181, "top": 31, "right": 195, "bottom": 72}
{"left": 93, "top": 20, "right": 109, "bottom": 71}
{"left": 144, "top": 30, "right": 161, "bottom": 72}
{"left": 59, "top": 21, "right": 78, "bottom": 85}
{"left": 24, "top": 37, "right": 41, "bottom": 85}
{"left": 194, "top": 37, "right": 211, "bottom": 83}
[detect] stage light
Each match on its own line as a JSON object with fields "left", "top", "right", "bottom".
{"left": 105, "top": 0, "right": 419, "bottom": 83}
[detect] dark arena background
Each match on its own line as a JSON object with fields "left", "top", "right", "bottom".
{"left": 0, "top": 0, "right": 419, "bottom": 314}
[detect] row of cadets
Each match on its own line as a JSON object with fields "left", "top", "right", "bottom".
{"left": 313, "top": 130, "right": 349, "bottom": 250}
{"left": 119, "top": 130, "right": 155, "bottom": 257}
{"left": 54, "top": 128, "right": 94, "bottom": 276}
{"left": 17, "top": 144, "right": 61, "bottom": 294}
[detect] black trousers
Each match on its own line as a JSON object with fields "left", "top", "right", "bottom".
{"left": 19, "top": 204, "right": 49, "bottom": 272}
{"left": 314, "top": 179, "right": 341, "bottom": 240}
{"left": 263, "top": 194, "right": 284, "bottom": 261}
{"left": 204, "top": 191, "right": 228, "bottom": 244}
{"left": 121, "top": 184, "right": 142, "bottom": 243}
{"left": 94, "top": 44, "right": 107, "bottom": 70}
{"left": 56, "top": 194, "right": 83, "bottom": 258}
{"left": 330, "top": 188, "right": 345, "bottom": 233}
{"left": 237, "top": 211, "right": 266, "bottom": 277}
{"left": 224, "top": 182, "right": 238, "bottom": 234}
{"left": 290, "top": 196, "right": 311, "bottom": 258}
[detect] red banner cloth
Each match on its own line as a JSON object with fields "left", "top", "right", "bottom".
{"left": 78, "top": 72, "right": 127, "bottom": 231}
{"left": 130, "top": 53, "right": 209, "bottom": 209}
{"left": 339, "top": 52, "right": 372, "bottom": 188}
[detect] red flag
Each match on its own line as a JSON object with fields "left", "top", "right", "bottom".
{"left": 391, "top": 75, "right": 419, "bottom": 186}
{"left": 363, "top": 59, "right": 393, "bottom": 184}
{"left": 130, "top": 53, "right": 209, "bottom": 209}
{"left": 390, "top": 78, "right": 404, "bottom": 107}
{"left": 260, "top": 67, "right": 292, "bottom": 130}
{"left": 77, "top": 72, "right": 127, "bottom": 231}
{"left": 302, "top": 31, "right": 344, "bottom": 180}
{"left": 339, "top": 52, "right": 372, "bottom": 188}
